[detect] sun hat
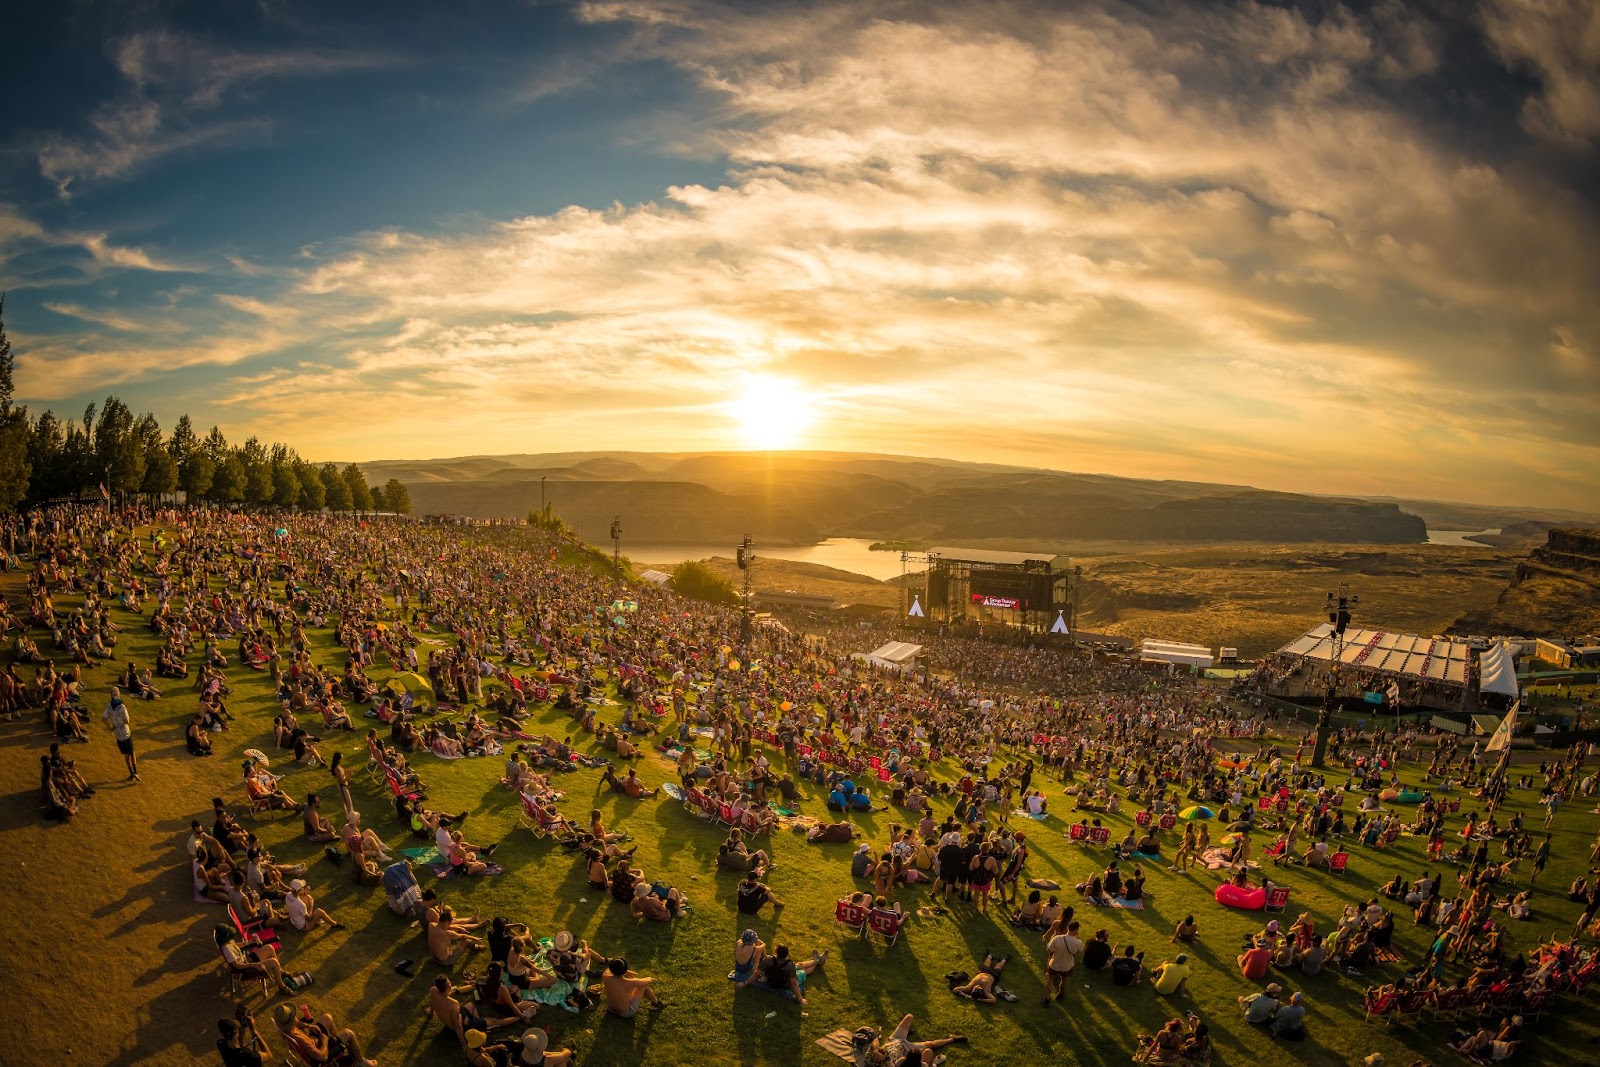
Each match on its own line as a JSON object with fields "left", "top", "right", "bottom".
{"left": 273, "top": 1003, "right": 296, "bottom": 1028}
{"left": 521, "top": 1029, "right": 549, "bottom": 1061}
{"left": 633, "top": 882, "right": 652, "bottom": 899}
{"left": 553, "top": 931, "right": 575, "bottom": 952}
{"left": 741, "top": 929, "right": 757, "bottom": 945}
{"left": 1266, "top": 920, "right": 1281, "bottom": 933}
{"left": 290, "top": 879, "right": 307, "bottom": 891}
{"left": 1291, "top": 992, "right": 1304, "bottom": 1003}
{"left": 465, "top": 1029, "right": 487, "bottom": 1050}
{"left": 1175, "top": 953, "right": 1189, "bottom": 963}
{"left": 1265, "top": 983, "right": 1283, "bottom": 995}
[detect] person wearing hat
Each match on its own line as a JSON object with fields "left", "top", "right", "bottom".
{"left": 1236, "top": 936, "right": 1271, "bottom": 981}
{"left": 1270, "top": 991, "right": 1307, "bottom": 1038}
{"left": 1150, "top": 953, "right": 1191, "bottom": 996}
{"left": 284, "top": 878, "right": 344, "bottom": 933}
{"left": 546, "top": 930, "right": 605, "bottom": 985}
{"left": 630, "top": 880, "right": 685, "bottom": 921}
{"left": 518, "top": 1027, "right": 575, "bottom": 1067}
{"left": 272, "top": 1002, "right": 375, "bottom": 1067}
{"left": 1238, "top": 983, "right": 1283, "bottom": 1024}
{"left": 602, "top": 957, "right": 666, "bottom": 1017}
{"left": 730, "top": 929, "right": 766, "bottom": 986}
{"left": 462, "top": 1028, "right": 516, "bottom": 1067}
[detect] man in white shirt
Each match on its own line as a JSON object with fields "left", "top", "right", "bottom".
{"left": 284, "top": 879, "right": 343, "bottom": 932}
{"left": 102, "top": 687, "right": 138, "bottom": 781}
{"left": 1045, "top": 921, "right": 1084, "bottom": 1001}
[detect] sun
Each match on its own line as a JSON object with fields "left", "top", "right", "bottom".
{"left": 732, "top": 375, "right": 812, "bottom": 449}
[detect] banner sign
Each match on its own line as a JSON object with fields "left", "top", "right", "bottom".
{"left": 971, "top": 594, "right": 1022, "bottom": 609}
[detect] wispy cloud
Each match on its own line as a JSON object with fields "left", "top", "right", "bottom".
{"left": 37, "top": 31, "right": 395, "bottom": 196}
{"left": 1480, "top": 0, "right": 1600, "bottom": 143}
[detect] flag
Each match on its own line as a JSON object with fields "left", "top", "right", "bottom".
{"left": 1484, "top": 701, "right": 1520, "bottom": 753}
{"left": 1050, "top": 611, "right": 1069, "bottom": 635}
{"left": 99, "top": 483, "right": 110, "bottom": 501}
{"left": 907, "top": 595, "right": 924, "bottom": 618}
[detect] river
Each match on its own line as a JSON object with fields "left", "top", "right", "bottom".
{"left": 618, "top": 529, "right": 1500, "bottom": 581}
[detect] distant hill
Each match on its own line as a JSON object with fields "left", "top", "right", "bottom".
{"left": 362, "top": 450, "right": 1444, "bottom": 546}
{"left": 1452, "top": 527, "right": 1600, "bottom": 638}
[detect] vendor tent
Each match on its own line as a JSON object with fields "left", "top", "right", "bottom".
{"left": 865, "top": 641, "right": 924, "bottom": 672}
{"left": 1478, "top": 642, "right": 1520, "bottom": 699}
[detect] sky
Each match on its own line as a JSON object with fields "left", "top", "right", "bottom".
{"left": 0, "top": 0, "right": 1597, "bottom": 510}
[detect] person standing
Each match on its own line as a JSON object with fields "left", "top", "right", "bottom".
{"left": 103, "top": 686, "right": 138, "bottom": 781}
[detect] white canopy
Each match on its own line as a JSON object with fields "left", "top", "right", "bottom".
{"left": 639, "top": 569, "right": 673, "bottom": 586}
{"left": 1478, "top": 643, "right": 1520, "bottom": 699}
{"left": 867, "top": 641, "right": 923, "bottom": 666}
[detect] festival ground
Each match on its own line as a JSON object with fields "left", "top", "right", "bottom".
{"left": 2, "top": 521, "right": 1597, "bottom": 1067}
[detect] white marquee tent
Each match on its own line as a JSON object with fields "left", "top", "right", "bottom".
{"left": 1276, "top": 623, "right": 1470, "bottom": 685}
{"left": 1478, "top": 642, "right": 1520, "bottom": 699}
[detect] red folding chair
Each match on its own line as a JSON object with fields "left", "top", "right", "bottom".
{"left": 1068, "top": 824, "right": 1087, "bottom": 841}
{"left": 1257, "top": 796, "right": 1272, "bottom": 810}
{"left": 1364, "top": 988, "right": 1399, "bottom": 1024}
{"left": 834, "top": 899, "right": 868, "bottom": 936}
{"left": 1135, "top": 811, "right": 1152, "bottom": 827}
{"left": 867, "top": 908, "right": 904, "bottom": 945}
{"left": 228, "top": 903, "right": 279, "bottom": 950}
{"left": 1264, "top": 886, "right": 1291, "bottom": 913}
{"left": 1088, "top": 827, "right": 1111, "bottom": 847}
{"left": 717, "top": 803, "right": 737, "bottom": 827}
{"left": 740, "top": 809, "right": 766, "bottom": 836}
{"left": 877, "top": 767, "right": 892, "bottom": 782}
{"left": 1328, "top": 851, "right": 1350, "bottom": 875}
{"left": 1159, "top": 814, "right": 1177, "bottom": 831}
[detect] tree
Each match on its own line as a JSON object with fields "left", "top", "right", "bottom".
{"left": 270, "top": 444, "right": 301, "bottom": 508}
{"left": 141, "top": 446, "right": 178, "bottom": 498}
{"left": 94, "top": 396, "right": 143, "bottom": 496}
{"left": 27, "top": 410, "right": 64, "bottom": 500}
{"left": 179, "top": 450, "right": 214, "bottom": 499}
{"left": 320, "top": 462, "right": 350, "bottom": 511}
{"left": 669, "top": 560, "right": 740, "bottom": 606}
{"left": 209, "top": 454, "right": 247, "bottom": 503}
{"left": 0, "top": 297, "right": 30, "bottom": 510}
{"left": 370, "top": 484, "right": 388, "bottom": 511}
{"left": 294, "top": 459, "right": 325, "bottom": 510}
{"left": 342, "top": 463, "right": 373, "bottom": 511}
{"left": 383, "top": 478, "right": 412, "bottom": 515}
{"left": 0, "top": 294, "right": 13, "bottom": 414}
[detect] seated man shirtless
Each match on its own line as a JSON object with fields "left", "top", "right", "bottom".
{"left": 428, "top": 905, "right": 485, "bottom": 965}
{"left": 601, "top": 957, "right": 666, "bottom": 1017}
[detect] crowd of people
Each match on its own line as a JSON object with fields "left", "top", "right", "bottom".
{"left": 7, "top": 502, "right": 1600, "bottom": 1067}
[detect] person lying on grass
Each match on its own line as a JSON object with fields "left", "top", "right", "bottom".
{"left": 272, "top": 1003, "right": 377, "bottom": 1067}
{"left": 631, "top": 881, "right": 687, "bottom": 921}
{"left": 952, "top": 951, "right": 1007, "bottom": 1003}
{"left": 870, "top": 1015, "right": 965, "bottom": 1067}
{"left": 602, "top": 957, "right": 666, "bottom": 1017}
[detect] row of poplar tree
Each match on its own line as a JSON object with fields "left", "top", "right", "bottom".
{"left": 0, "top": 297, "right": 409, "bottom": 515}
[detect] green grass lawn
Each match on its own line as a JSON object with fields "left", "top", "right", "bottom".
{"left": 1, "top": 540, "right": 1597, "bottom": 1067}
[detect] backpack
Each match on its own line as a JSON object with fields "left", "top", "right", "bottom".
{"left": 944, "top": 970, "right": 970, "bottom": 988}
{"left": 323, "top": 846, "right": 344, "bottom": 866}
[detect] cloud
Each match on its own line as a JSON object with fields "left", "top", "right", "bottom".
{"left": 1481, "top": 0, "right": 1600, "bottom": 143}
{"left": 37, "top": 31, "right": 394, "bottom": 195}
{"left": 15, "top": 1, "right": 1600, "bottom": 509}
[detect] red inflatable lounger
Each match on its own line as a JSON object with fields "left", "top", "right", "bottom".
{"left": 1214, "top": 884, "right": 1267, "bottom": 910}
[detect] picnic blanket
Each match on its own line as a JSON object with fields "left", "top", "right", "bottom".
{"left": 1371, "top": 945, "right": 1405, "bottom": 965}
{"left": 431, "top": 862, "right": 506, "bottom": 879}
{"left": 1012, "top": 809, "right": 1049, "bottom": 821}
{"left": 815, "top": 1030, "right": 860, "bottom": 1063}
{"left": 769, "top": 804, "right": 799, "bottom": 817}
{"left": 400, "top": 845, "right": 441, "bottom": 864}
{"left": 1130, "top": 851, "right": 1162, "bottom": 862}
{"left": 1087, "top": 896, "right": 1146, "bottom": 910}
{"left": 1201, "top": 848, "right": 1260, "bottom": 872}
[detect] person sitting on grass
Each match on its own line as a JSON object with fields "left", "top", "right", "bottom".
{"left": 427, "top": 975, "right": 490, "bottom": 1048}
{"left": 631, "top": 881, "right": 686, "bottom": 921}
{"left": 477, "top": 961, "right": 540, "bottom": 1024}
{"left": 1111, "top": 943, "right": 1145, "bottom": 986}
{"left": 755, "top": 944, "right": 827, "bottom": 1006}
{"left": 1150, "top": 953, "right": 1192, "bottom": 997}
{"left": 731, "top": 930, "right": 765, "bottom": 986}
{"left": 1237, "top": 937, "right": 1271, "bottom": 981}
{"left": 271, "top": 1002, "right": 376, "bottom": 1067}
{"left": 284, "top": 879, "right": 345, "bottom": 934}
{"left": 303, "top": 794, "right": 340, "bottom": 844}
{"left": 1238, "top": 982, "right": 1283, "bottom": 1025}
{"left": 517, "top": 1027, "right": 576, "bottom": 1067}
{"left": 1171, "top": 915, "right": 1198, "bottom": 944}
{"left": 609, "top": 857, "right": 644, "bottom": 903}
{"left": 1011, "top": 889, "right": 1046, "bottom": 927}
{"left": 719, "top": 828, "right": 770, "bottom": 876}
{"left": 1270, "top": 991, "right": 1307, "bottom": 1039}
{"left": 428, "top": 905, "right": 484, "bottom": 965}
{"left": 186, "top": 712, "right": 213, "bottom": 756}
{"left": 952, "top": 951, "right": 1007, "bottom": 1003}
{"left": 736, "top": 870, "right": 784, "bottom": 914}
{"left": 601, "top": 957, "right": 666, "bottom": 1017}
{"left": 447, "top": 830, "right": 490, "bottom": 876}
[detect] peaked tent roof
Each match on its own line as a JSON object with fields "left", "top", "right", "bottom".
{"left": 867, "top": 641, "right": 924, "bottom": 664}
{"left": 1479, "top": 642, "right": 1520, "bottom": 698}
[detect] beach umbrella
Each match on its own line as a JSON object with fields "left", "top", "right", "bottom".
{"left": 1180, "top": 805, "right": 1215, "bottom": 821}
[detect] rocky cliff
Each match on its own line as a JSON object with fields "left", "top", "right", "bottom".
{"left": 1451, "top": 527, "right": 1600, "bottom": 638}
